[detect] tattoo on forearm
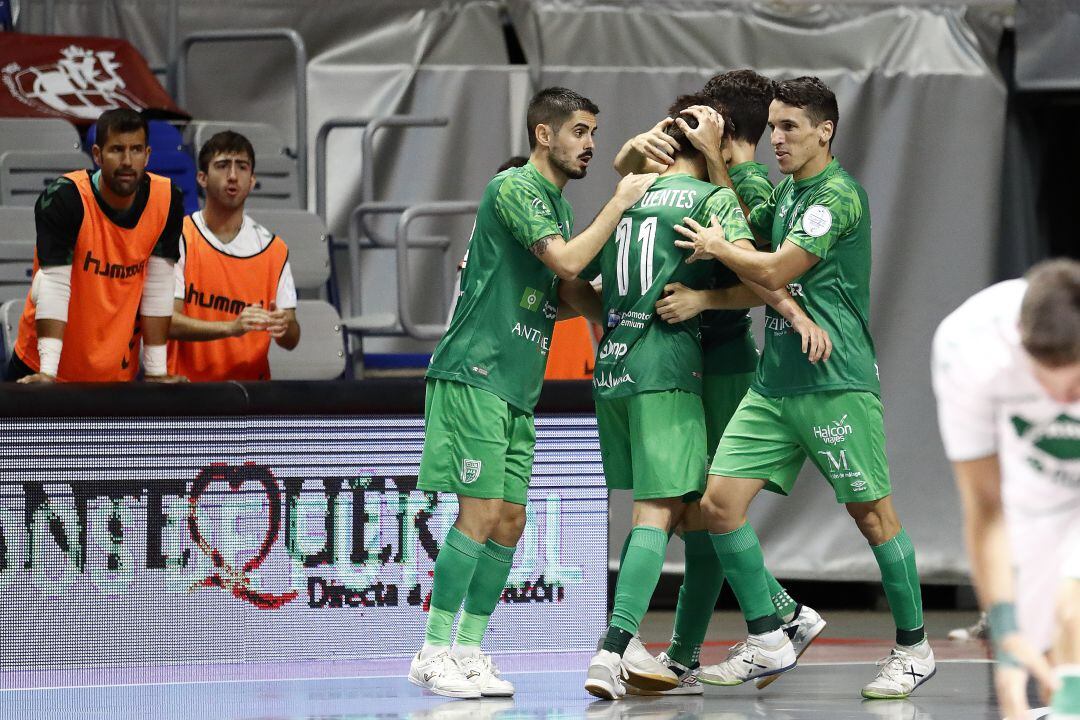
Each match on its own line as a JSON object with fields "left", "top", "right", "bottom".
{"left": 531, "top": 235, "right": 558, "bottom": 257}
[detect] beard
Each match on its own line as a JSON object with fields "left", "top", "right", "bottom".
{"left": 105, "top": 170, "right": 141, "bottom": 197}
{"left": 552, "top": 148, "right": 590, "bottom": 180}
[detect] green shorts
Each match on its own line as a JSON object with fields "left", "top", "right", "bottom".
{"left": 702, "top": 370, "right": 755, "bottom": 463}
{"left": 709, "top": 388, "right": 892, "bottom": 504}
{"left": 417, "top": 378, "right": 534, "bottom": 506}
{"left": 596, "top": 390, "right": 707, "bottom": 501}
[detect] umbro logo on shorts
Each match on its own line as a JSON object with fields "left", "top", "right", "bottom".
{"left": 461, "top": 459, "right": 482, "bottom": 484}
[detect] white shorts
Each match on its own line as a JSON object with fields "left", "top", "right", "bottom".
{"left": 1009, "top": 503, "right": 1080, "bottom": 652}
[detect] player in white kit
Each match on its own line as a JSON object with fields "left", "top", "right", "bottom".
{"left": 932, "top": 259, "right": 1080, "bottom": 720}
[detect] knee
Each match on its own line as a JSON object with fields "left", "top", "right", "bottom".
{"left": 456, "top": 502, "right": 502, "bottom": 541}
{"left": 700, "top": 491, "right": 738, "bottom": 532}
{"left": 499, "top": 505, "right": 527, "bottom": 544}
{"left": 847, "top": 502, "right": 900, "bottom": 545}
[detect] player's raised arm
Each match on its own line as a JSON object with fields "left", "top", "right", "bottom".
{"left": 613, "top": 118, "right": 678, "bottom": 176}
{"left": 529, "top": 172, "right": 656, "bottom": 281}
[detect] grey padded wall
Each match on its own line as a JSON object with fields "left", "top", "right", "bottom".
{"left": 506, "top": 0, "right": 1009, "bottom": 581}
{"left": 1015, "top": 0, "right": 1080, "bottom": 90}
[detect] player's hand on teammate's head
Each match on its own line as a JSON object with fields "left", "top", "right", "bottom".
{"left": 16, "top": 372, "right": 56, "bottom": 384}
{"left": 674, "top": 215, "right": 726, "bottom": 263}
{"left": 790, "top": 315, "right": 832, "bottom": 363}
{"left": 631, "top": 118, "right": 680, "bottom": 167}
{"left": 676, "top": 105, "right": 724, "bottom": 158}
{"left": 613, "top": 172, "right": 659, "bottom": 210}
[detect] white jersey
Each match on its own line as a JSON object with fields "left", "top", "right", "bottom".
{"left": 173, "top": 211, "right": 297, "bottom": 309}
{"left": 932, "top": 278, "right": 1080, "bottom": 649}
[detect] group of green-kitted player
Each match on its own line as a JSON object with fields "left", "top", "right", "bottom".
{"left": 407, "top": 71, "right": 935, "bottom": 704}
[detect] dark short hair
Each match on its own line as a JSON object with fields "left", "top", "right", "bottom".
{"left": 197, "top": 131, "right": 256, "bottom": 173}
{"left": 526, "top": 87, "right": 599, "bottom": 151}
{"left": 94, "top": 108, "right": 148, "bottom": 148}
{"left": 497, "top": 155, "right": 529, "bottom": 173}
{"left": 664, "top": 93, "right": 731, "bottom": 162}
{"left": 702, "top": 69, "right": 774, "bottom": 145}
{"left": 773, "top": 76, "right": 840, "bottom": 143}
{"left": 1020, "top": 258, "right": 1080, "bottom": 366}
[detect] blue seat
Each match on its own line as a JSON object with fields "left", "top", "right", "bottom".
{"left": 86, "top": 121, "right": 200, "bottom": 214}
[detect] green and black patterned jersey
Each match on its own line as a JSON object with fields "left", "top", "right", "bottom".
{"left": 747, "top": 158, "right": 880, "bottom": 397}
{"left": 589, "top": 173, "right": 753, "bottom": 400}
{"left": 699, "top": 161, "right": 773, "bottom": 375}
{"left": 427, "top": 162, "right": 573, "bottom": 412}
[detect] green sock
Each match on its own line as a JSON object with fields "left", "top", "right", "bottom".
{"left": 424, "top": 526, "right": 485, "bottom": 646}
{"left": 1052, "top": 670, "right": 1080, "bottom": 717}
{"left": 871, "top": 528, "right": 925, "bottom": 646}
{"left": 711, "top": 523, "right": 781, "bottom": 634}
{"left": 617, "top": 532, "right": 631, "bottom": 568}
{"left": 766, "top": 571, "right": 798, "bottom": 622}
{"left": 607, "top": 526, "right": 669, "bottom": 648}
{"left": 456, "top": 539, "right": 516, "bottom": 646}
{"left": 667, "top": 530, "right": 723, "bottom": 667}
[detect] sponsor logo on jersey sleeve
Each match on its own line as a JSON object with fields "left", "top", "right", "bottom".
{"left": 519, "top": 287, "right": 542, "bottom": 312}
{"left": 801, "top": 205, "right": 833, "bottom": 238}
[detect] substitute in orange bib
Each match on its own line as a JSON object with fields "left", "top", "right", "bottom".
{"left": 167, "top": 131, "right": 299, "bottom": 381}
{"left": 5, "top": 108, "right": 185, "bottom": 383}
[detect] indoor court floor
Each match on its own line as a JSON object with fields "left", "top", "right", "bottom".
{"left": 1, "top": 611, "right": 1042, "bottom": 720}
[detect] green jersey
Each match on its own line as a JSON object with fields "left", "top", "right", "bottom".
{"left": 700, "top": 161, "right": 773, "bottom": 375}
{"left": 427, "top": 162, "right": 573, "bottom": 412}
{"left": 591, "top": 173, "right": 753, "bottom": 400}
{"left": 747, "top": 158, "right": 880, "bottom": 397}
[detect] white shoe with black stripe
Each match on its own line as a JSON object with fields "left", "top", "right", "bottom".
{"left": 699, "top": 634, "right": 796, "bottom": 686}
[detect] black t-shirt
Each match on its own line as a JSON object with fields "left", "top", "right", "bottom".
{"left": 34, "top": 171, "right": 184, "bottom": 267}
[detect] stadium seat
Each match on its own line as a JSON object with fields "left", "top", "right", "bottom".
{"left": 185, "top": 121, "right": 300, "bottom": 209}
{"left": 0, "top": 118, "right": 81, "bottom": 154}
{"left": 267, "top": 299, "right": 345, "bottom": 380}
{"left": 0, "top": 150, "right": 93, "bottom": 207}
{"left": 247, "top": 208, "right": 330, "bottom": 297}
{"left": 86, "top": 120, "right": 200, "bottom": 214}
{"left": 0, "top": 298, "right": 24, "bottom": 363}
{"left": 0, "top": 207, "right": 35, "bottom": 304}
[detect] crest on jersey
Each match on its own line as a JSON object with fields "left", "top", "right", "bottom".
{"left": 461, "top": 459, "right": 482, "bottom": 485}
{"left": 802, "top": 205, "right": 833, "bottom": 238}
{"left": 2, "top": 45, "right": 144, "bottom": 119}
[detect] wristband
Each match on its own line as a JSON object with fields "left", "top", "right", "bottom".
{"left": 988, "top": 602, "right": 1021, "bottom": 667}
{"left": 37, "top": 337, "right": 62, "bottom": 377}
{"left": 142, "top": 344, "right": 167, "bottom": 377}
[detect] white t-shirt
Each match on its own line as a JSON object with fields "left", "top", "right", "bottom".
{"left": 174, "top": 211, "right": 297, "bottom": 309}
{"left": 933, "top": 279, "right": 1080, "bottom": 648}
{"left": 932, "top": 279, "right": 1080, "bottom": 517}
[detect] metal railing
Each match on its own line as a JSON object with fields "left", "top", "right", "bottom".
{"left": 174, "top": 28, "right": 308, "bottom": 207}
{"left": 395, "top": 202, "right": 479, "bottom": 340}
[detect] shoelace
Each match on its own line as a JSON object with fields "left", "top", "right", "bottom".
{"left": 725, "top": 642, "right": 749, "bottom": 661}
{"left": 874, "top": 651, "right": 908, "bottom": 678}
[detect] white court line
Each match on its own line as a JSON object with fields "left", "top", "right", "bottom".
{"left": 0, "top": 658, "right": 995, "bottom": 693}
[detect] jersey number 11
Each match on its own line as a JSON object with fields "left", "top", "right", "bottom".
{"left": 615, "top": 216, "right": 657, "bottom": 297}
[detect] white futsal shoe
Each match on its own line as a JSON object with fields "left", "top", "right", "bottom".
{"left": 626, "top": 651, "right": 704, "bottom": 696}
{"left": 585, "top": 649, "right": 629, "bottom": 700}
{"left": 453, "top": 648, "right": 515, "bottom": 697}
{"left": 621, "top": 635, "right": 680, "bottom": 691}
{"left": 756, "top": 604, "right": 827, "bottom": 689}
{"left": 698, "top": 633, "right": 796, "bottom": 686}
{"left": 409, "top": 647, "right": 481, "bottom": 699}
{"left": 861, "top": 639, "right": 936, "bottom": 699}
